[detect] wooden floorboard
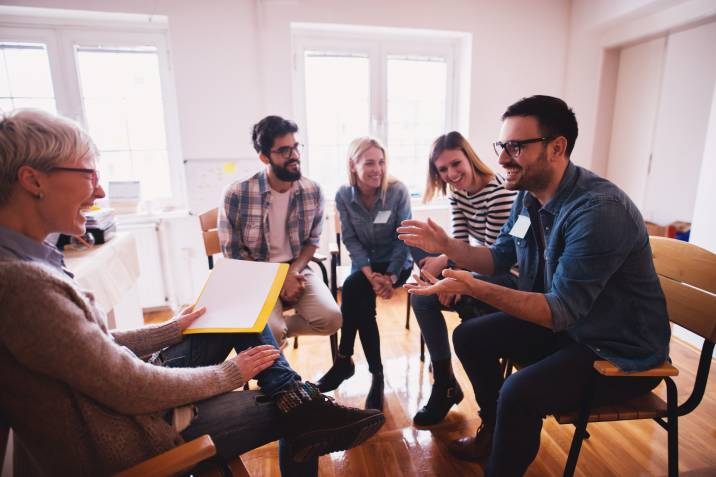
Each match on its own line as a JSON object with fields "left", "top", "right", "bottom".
{"left": 146, "top": 289, "right": 716, "bottom": 476}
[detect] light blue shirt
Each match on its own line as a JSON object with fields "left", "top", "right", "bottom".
{"left": 335, "top": 181, "right": 413, "bottom": 277}
{"left": 0, "top": 225, "right": 71, "bottom": 277}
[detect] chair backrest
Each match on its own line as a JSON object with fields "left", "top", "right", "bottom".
{"left": 199, "top": 208, "right": 220, "bottom": 269}
{"left": 651, "top": 236, "right": 716, "bottom": 342}
{"left": 333, "top": 206, "right": 342, "bottom": 265}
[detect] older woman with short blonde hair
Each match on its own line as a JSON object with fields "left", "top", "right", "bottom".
{"left": 0, "top": 110, "right": 383, "bottom": 476}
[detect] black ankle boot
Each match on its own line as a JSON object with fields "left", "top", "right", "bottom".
{"left": 413, "top": 359, "right": 464, "bottom": 426}
{"left": 365, "top": 372, "right": 384, "bottom": 411}
{"left": 274, "top": 382, "right": 385, "bottom": 462}
{"left": 316, "top": 355, "right": 355, "bottom": 392}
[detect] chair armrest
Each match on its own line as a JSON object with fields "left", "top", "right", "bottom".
{"left": 312, "top": 252, "right": 327, "bottom": 262}
{"left": 329, "top": 242, "right": 339, "bottom": 256}
{"left": 593, "top": 360, "right": 679, "bottom": 377}
{"left": 113, "top": 435, "right": 216, "bottom": 477}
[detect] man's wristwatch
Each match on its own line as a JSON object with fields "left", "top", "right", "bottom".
{"left": 446, "top": 258, "right": 457, "bottom": 269}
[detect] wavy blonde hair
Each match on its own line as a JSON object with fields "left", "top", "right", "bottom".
{"left": 0, "top": 109, "right": 97, "bottom": 206}
{"left": 347, "top": 136, "right": 394, "bottom": 199}
{"left": 423, "top": 131, "right": 494, "bottom": 203}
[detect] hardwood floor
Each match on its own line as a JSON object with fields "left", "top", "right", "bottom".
{"left": 146, "top": 290, "right": 716, "bottom": 476}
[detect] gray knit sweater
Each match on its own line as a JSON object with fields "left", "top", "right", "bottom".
{"left": 0, "top": 259, "right": 245, "bottom": 476}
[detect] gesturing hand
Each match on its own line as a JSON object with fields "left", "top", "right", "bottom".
{"left": 397, "top": 218, "right": 450, "bottom": 255}
{"left": 231, "top": 345, "right": 281, "bottom": 381}
{"left": 173, "top": 304, "right": 207, "bottom": 331}
{"left": 404, "top": 269, "right": 476, "bottom": 297}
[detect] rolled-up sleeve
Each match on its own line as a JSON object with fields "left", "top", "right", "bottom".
{"left": 387, "top": 183, "right": 412, "bottom": 277}
{"left": 336, "top": 190, "right": 371, "bottom": 270}
{"left": 545, "top": 197, "right": 637, "bottom": 331}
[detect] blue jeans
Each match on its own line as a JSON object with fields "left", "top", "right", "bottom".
{"left": 160, "top": 324, "right": 317, "bottom": 476}
{"left": 410, "top": 272, "right": 517, "bottom": 361}
{"left": 452, "top": 312, "right": 661, "bottom": 477}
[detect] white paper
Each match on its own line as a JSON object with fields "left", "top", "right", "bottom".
{"left": 509, "top": 214, "right": 531, "bottom": 239}
{"left": 186, "top": 258, "right": 287, "bottom": 332}
{"left": 374, "top": 210, "right": 392, "bottom": 224}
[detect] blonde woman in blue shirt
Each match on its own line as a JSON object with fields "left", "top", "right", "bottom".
{"left": 316, "top": 137, "right": 412, "bottom": 411}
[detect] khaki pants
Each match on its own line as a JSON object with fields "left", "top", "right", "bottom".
{"left": 267, "top": 267, "right": 341, "bottom": 349}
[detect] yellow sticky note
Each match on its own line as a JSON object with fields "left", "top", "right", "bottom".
{"left": 222, "top": 162, "right": 237, "bottom": 174}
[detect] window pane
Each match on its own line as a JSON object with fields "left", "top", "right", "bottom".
{"left": 76, "top": 45, "right": 170, "bottom": 201}
{"left": 304, "top": 52, "right": 370, "bottom": 198}
{"left": 0, "top": 42, "right": 56, "bottom": 114}
{"left": 387, "top": 56, "right": 447, "bottom": 195}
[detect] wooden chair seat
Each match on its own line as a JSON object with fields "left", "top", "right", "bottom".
{"left": 555, "top": 391, "right": 667, "bottom": 424}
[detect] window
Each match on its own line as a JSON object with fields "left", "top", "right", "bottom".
{"left": 293, "top": 24, "right": 469, "bottom": 199}
{"left": 0, "top": 18, "right": 181, "bottom": 206}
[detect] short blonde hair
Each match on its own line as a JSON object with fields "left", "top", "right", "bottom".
{"left": 347, "top": 136, "right": 394, "bottom": 198}
{"left": 0, "top": 109, "right": 97, "bottom": 206}
{"left": 423, "top": 131, "right": 495, "bottom": 203}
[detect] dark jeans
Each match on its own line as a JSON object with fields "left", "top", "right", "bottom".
{"left": 160, "top": 324, "right": 317, "bottom": 476}
{"left": 452, "top": 312, "right": 662, "bottom": 477}
{"left": 338, "top": 263, "right": 412, "bottom": 374}
{"left": 410, "top": 272, "right": 517, "bottom": 361}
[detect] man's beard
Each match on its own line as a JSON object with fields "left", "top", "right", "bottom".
{"left": 504, "top": 149, "right": 551, "bottom": 192}
{"left": 270, "top": 158, "right": 301, "bottom": 182}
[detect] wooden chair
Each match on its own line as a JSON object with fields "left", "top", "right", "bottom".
{"left": 552, "top": 236, "right": 715, "bottom": 477}
{"left": 0, "top": 418, "right": 248, "bottom": 477}
{"left": 200, "top": 208, "right": 337, "bottom": 360}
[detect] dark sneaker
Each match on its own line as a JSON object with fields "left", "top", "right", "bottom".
{"left": 447, "top": 421, "right": 493, "bottom": 462}
{"left": 364, "top": 372, "right": 384, "bottom": 411}
{"left": 413, "top": 381, "right": 463, "bottom": 426}
{"left": 278, "top": 382, "right": 385, "bottom": 462}
{"left": 316, "top": 355, "right": 355, "bottom": 392}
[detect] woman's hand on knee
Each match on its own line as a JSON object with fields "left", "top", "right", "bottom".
{"left": 231, "top": 345, "right": 281, "bottom": 381}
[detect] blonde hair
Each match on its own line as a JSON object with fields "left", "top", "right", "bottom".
{"left": 0, "top": 109, "right": 98, "bottom": 206}
{"left": 423, "top": 131, "right": 495, "bottom": 203}
{"left": 347, "top": 136, "right": 394, "bottom": 199}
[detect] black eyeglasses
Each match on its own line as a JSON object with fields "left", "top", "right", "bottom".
{"left": 492, "top": 136, "right": 555, "bottom": 159}
{"left": 49, "top": 167, "right": 100, "bottom": 188}
{"left": 270, "top": 143, "right": 303, "bottom": 159}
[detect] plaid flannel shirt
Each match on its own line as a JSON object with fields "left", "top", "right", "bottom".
{"left": 218, "top": 170, "right": 324, "bottom": 261}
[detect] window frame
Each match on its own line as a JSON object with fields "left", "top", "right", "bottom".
{"left": 291, "top": 23, "right": 469, "bottom": 200}
{"left": 0, "top": 15, "right": 185, "bottom": 209}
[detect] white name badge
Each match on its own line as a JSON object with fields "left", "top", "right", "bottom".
{"left": 509, "top": 214, "right": 531, "bottom": 239}
{"left": 374, "top": 210, "right": 392, "bottom": 224}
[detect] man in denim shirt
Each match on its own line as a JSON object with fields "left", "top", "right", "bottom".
{"left": 399, "top": 96, "right": 669, "bottom": 476}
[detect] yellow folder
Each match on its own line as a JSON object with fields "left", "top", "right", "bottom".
{"left": 183, "top": 258, "right": 289, "bottom": 334}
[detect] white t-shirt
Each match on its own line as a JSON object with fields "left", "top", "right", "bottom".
{"left": 268, "top": 185, "right": 293, "bottom": 262}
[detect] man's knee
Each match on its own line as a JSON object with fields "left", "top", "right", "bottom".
{"left": 309, "top": 306, "right": 342, "bottom": 335}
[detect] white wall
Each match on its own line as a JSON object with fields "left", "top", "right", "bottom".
{"left": 564, "top": 0, "right": 716, "bottom": 172}
{"left": 690, "top": 80, "right": 716, "bottom": 253}
{"left": 1, "top": 0, "right": 569, "bottom": 172}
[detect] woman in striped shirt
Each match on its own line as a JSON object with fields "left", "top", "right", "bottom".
{"left": 411, "top": 131, "right": 517, "bottom": 426}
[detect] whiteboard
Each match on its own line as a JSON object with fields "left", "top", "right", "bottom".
{"left": 183, "top": 158, "right": 261, "bottom": 214}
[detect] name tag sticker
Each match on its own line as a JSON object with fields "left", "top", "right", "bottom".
{"left": 374, "top": 210, "right": 392, "bottom": 224}
{"left": 509, "top": 214, "right": 531, "bottom": 239}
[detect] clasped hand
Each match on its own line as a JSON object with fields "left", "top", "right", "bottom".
{"left": 280, "top": 271, "right": 307, "bottom": 305}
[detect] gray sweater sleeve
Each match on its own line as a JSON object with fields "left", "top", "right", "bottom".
{"left": 111, "top": 319, "right": 184, "bottom": 359}
{"left": 0, "top": 263, "right": 245, "bottom": 415}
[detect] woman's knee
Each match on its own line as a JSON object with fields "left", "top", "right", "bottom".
{"left": 410, "top": 292, "right": 440, "bottom": 313}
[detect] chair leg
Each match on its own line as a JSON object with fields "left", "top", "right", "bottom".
{"left": 563, "top": 377, "right": 595, "bottom": 477}
{"left": 420, "top": 333, "right": 425, "bottom": 362}
{"left": 330, "top": 332, "right": 338, "bottom": 361}
{"left": 293, "top": 336, "right": 298, "bottom": 349}
{"left": 405, "top": 296, "right": 411, "bottom": 330}
{"left": 665, "top": 377, "right": 679, "bottom": 477}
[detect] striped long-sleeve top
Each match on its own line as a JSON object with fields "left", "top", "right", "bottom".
{"left": 449, "top": 174, "right": 517, "bottom": 246}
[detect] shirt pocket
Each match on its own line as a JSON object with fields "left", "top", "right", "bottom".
{"left": 241, "top": 215, "right": 263, "bottom": 250}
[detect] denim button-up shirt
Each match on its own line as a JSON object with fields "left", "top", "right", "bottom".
{"left": 490, "top": 162, "right": 670, "bottom": 372}
{"left": 336, "top": 181, "right": 413, "bottom": 277}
